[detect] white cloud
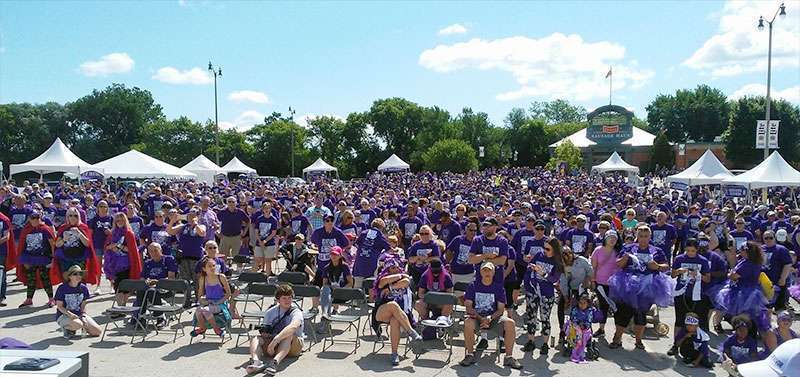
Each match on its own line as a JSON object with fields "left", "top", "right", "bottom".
{"left": 152, "top": 66, "right": 212, "bottom": 85}
{"left": 684, "top": 1, "right": 800, "bottom": 77}
{"left": 419, "top": 33, "right": 654, "bottom": 102}
{"left": 438, "top": 23, "right": 468, "bottom": 36}
{"left": 79, "top": 52, "right": 134, "bottom": 77}
{"left": 220, "top": 110, "right": 265, "bottom": 131}
{"left": 178, "top": 0, "right": 187, "bottom": 6}
{"left": 730, "top": 83, "right": 800, "bottom": 103}
{"left": 228, "top": 90, "right": 270, "bottom": 104}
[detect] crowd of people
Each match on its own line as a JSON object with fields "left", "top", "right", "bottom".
{"left": 1, "top": 166, "right": 799, "bottom": 376}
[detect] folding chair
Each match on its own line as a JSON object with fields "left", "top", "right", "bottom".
{"left": 232, "top": 271, "right": 268, "bottom": 315}
{"left": 188, "top": 301, "right": 234, "bottom": 346}
{"left": 291, "top": 284, "right": 321, "bottom": 351}
{"left": 100, "top": 279, "right": 149, "bottom": 344}
{"left": 234, "top": 283, "right": 277, "bottom": 347}
{"left": 320, "top": 288, "right": 366, "bottom": 353}
{"left": 277, "top": 271, "right": 308, "bottom": 285}
{"left": 360, "top": 278, "right": 376, "bottom": 334}
{"left": 415, "top": 292, "right": 459, "bottom": 362}
{"left": 452, "top": 282, "right": 470, "bottom": 324}
{"left": 144, "top": 279, "right": 190, "bottom": 342}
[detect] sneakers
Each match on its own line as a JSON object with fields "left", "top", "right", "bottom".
{"left": 476, "top": 338, "right": 489, "bottom": 351}
{"left": 47, "top": 298, "right": 56, "bottom": 308}
{"left": 634, "top": 341, "right": 646, "bottom": 350}
{"left": 19, "top": 298, "right": 33, "bottom": 308}
{"left": 245, "top": 359, "right": 264, "bottom": 374}
{"left": 264, "top": 360, "right": 278, "bottom": 376}
{"left": 308, "top": 307, "right": 320, "bottom": 316}
{"left": 522, "top": 340, "right": 537, "bottom": 352}
{"left": 390, "top": 353, "right": 400, "bottom": 366}
{"left": 459, "top": 354, "right": 476, "bottom": 367}
{"left": 63, "top": 328, "right": 76, "bottom": 339}
{"left": 504, "top": 356, "right": 523, "bottom": 370}
{"left": 94, "top": 286, "right": 103, "bottom": 296}
{"left": 608, "top": 341, "right": 622, "bottom": 349}
{"left": 435, "top": 315, "right": 452, "bottom": 327}
{"left": 189, "top": 328, "right": 206, "bottom": 337}
{"left": 0, "top": 299, "right": 7, "bottom": 307}
{"left": 592, "top": 328, "right": 605, "bottom": 338}
{"left": 540, "top": 343, "right": 549, "bottom": 355}
{"left": 667, "top": 344, "right": 678, "bottom": 356}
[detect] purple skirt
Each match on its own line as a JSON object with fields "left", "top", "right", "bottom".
{"left": 704, "top": 281, "right": 726, "bottom": 309}
{"left": 103, "top": 251, "right": 130, "bottom": 277}
{"left": 715, "top": 282, "right": 769, "bottom": 330}
{"left": 608, "top": 271, "right": 674, "bottom": 312}
{"left": 788, "top": 284, "right": 800, "bottom": 302}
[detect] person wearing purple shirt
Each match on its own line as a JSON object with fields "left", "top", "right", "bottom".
{"left": 144, "top": 187, "right": 176, "bottom": 220}
{"left": 510, "top": 216, "right": 537, "bottom": 257}
{"left": 406, "top": 225, "right": 441, "bottom": 284}
{"left": 54, "top": 265, "right": 101, "bottom": 338}
{"left": 9, "top": 196, "right": 32, "bottom": 240}
{"left": 309, "top": 215, "right": 351, "bottom": 278}
{"left": 468, "top": 217, "right": 509, "bottom": 284}
{"left": 565, "top": 215, "right": 594, "bottom": 257}
{"left": 197, "top": 196, "right": 219, "bottom": 243}
{"left": 720, "top": 317, "right": 760, "bottom": 367}
{"left": 252, "top": 202, "right": 279, "bottom": 275}
{"left": 352, "top": 219, "right": 391, "bottom": 288}
{"left": 398, "top": 207, "right": 423, "bottom": 247}
{"left": 446, "top": 222, "right": 479, "bottom": 284}
{"left": 289, "top": 206, "right": 311, "bottom": 238}
{"left": 217, "top": 196, "right": 249, "bottom": 260}
{"left": 88, "top": 201, "right": 113, "bottom": 257}
{"left": 650, "top": 211, "right": 677, "bottom": 259}
{"left": 761, "top": 230, "right": 793, "bottom": 311}
{"left": 730, "top": 217, "right": 755, "bottom": 252}
{"left": 521, "top": 239, "right": 562, "bottom": 354}
{"left": 669, "top": 238, "right": 711, "bottom": 353}
{"left": 717, "top": 242, "right": 770, "bottom": 333}
{"left": 434, "top": 212, "right": 462, "bottom": 246}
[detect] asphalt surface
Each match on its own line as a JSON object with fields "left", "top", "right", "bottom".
{"left": 2, "top": 267, "right": 798, "bottom": 377}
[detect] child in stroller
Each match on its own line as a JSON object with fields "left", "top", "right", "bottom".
{"left": 561, "top": 291, "right": 601, "bottom": 363}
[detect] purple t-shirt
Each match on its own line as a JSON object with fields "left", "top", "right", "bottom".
{"left": 10, "top": 206, "right": 32, "bottom": 238}
{"left": 619, "top": 243, "right": 667, "bottom": 275}
{"left": 733, "top": 259, "right": 761, "bottom": 288}
{"left": 447, "top": 235, "right": 476, "bottom": 275}
{"left": 730, "top": 230, "right": 755, "bottom": 251}
{"left": 419, "top": 271, "right": 454, "bottom": 292}
{"left": 650, "top": 223, "right": 677, "bottom": 251}
{"left": 524, "top": 252, "right": 560, "bottom": 297}
{"left": 407, "top": 240, "right": 441, "bottom": 275}
{"left": 437, "top": 221, "right": 462, "bottom": 246}
{"left": 310, "top": 227, "right": 350, "bottom": 270}
{"left": 671, "top": 253, "right": 710, "bottom": 293}
{"left": 20, "top": 228, "right": 54, "bottom": 266}
{"left": 54, "top": 283, "right": 90, "bottom": 319}
{"left": 470, "top": 235, "right": 510, "bottom": 282}
{"left": 254, "top": 214, "right": 279, "bottom": 246}
{"left": 762, "top": 244, "right": 792, "bottom": 284}
{"left": 464, "top": 280, "right": 506, "bottom": 317}
{"left": 567, "top": 228, "right": 594, "bottom": 256}
{"left": 721, "top": 335, "right": 759, "bottom": 364}
{"left": 352, "top": 228, "right": 391, "bottom": 278}
{"left": 142, "top": 255, "right": 178, "bottom": 280}
{"left": 218, "top": 208, "right": 249, "bottom": 237}
{"left": 398, "top": 216, "right": 423, "bottom": 243}
{"left": 89, "top": 215, "right": 113, "bottom": 252}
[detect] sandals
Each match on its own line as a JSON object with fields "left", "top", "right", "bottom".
{"left": 634, "top": 341, "right": 646, "bottom": 350}
{"left": 190, "top": 328, "right": 206, "bottom": 337}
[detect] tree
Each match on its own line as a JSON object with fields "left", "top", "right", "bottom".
{"left": 723, "top": 96, "right": 800, "bottom": 167}
{"left": 507, "top": 118, "right": 550, "bottom": 167}
{"left": 529, "top": 99, "right": 587, "bottom": 125}
{"left": 544, "top": 122, "right": 585, "bottom": 144}
{"left": 648, "top": 131, "right": 675, "bottom": 172}
{"left": 68, "top": 84, "right": 164, "bottom": 162}
{"left": 421, "top": 139, "right": 478, "bottom": 173}
{"left": 0, "top": 102, "right": 72, "bottom": 174}
{"left": 137, "top": 117, "right": 213, "bottom": 166}
{"left": 546, "top": 140, "right": 582, "bottom": 170}
{"left": 368, "top": 98, "right": 423, "bottom": 159}
{"left": 247, "top": 120, "right": 312, "bottom": 177}
{"left": 411, "top": 106, "right": 456, "bottom": 169}
{"left": 646, "top": 84, "right": 729, "bottom": 142}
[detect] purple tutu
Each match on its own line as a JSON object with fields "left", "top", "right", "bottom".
{"left": 608, "top": 271, "right": 674, "bottom": 312}
{"left": 789, "top": 284, "right": 800, "bottom": 302}
{"left": 715, "top": 282, "right": 769, "bottom": 330}
{"left": 704, "top": 281, "right": 726, "bottom": 309}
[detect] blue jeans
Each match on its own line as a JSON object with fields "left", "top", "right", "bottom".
{"left": 320, "top": 285, "right": 332, "bottom": 315}
{"left": 0, "top": 254, "right": 7, "bottom": 300}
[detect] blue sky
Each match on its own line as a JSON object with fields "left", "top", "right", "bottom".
{"left": 1, "top": 0, "right": 798, "bottom": 130}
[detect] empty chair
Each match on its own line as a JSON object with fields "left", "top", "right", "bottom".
{"left": 101, "top": 279, "right": 149, "bottom": 344}
{"left": 320, "top": 288, "right": 366, "bottom": 353}
{"left": 144, "top": 279, "right": 191, "bottom": 342}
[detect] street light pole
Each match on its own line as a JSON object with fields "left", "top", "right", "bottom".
{"left": 288, "top": 106, "right": 296, "bottom": 177}
{"left": 757, "top": 3, "right": 786, "bottom": 202}
{"left": 208, "top": 61, "right": 223, "bottom": 165}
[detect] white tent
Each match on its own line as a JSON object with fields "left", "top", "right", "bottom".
{"left": 94, "top": 150, "right": 196, "bottom": 179}
{"left": 550, "top": 126, "right": 656, "bottom": 148}
{"left": 721, "top": 151, "right": 800, "bottom": 189}
{"left": 221, "top": 156, "right": 257, "bottom": 174}
{"left": 182, "top": 154, "right": 224, "bottom": 184}
{"left": 302, "top": 158, "right": 338, "bottom": 177}
{"left": 665, "top": 149, "right": 734, "bottom": 186}
{"left": 377, "top": 154, "right": 411, "bottom": 172}
{"left": 591, "top": 151, "right": 639, "bottom": 174}
{"left": 9, "top": 138, "right": 102, "bottom": 177}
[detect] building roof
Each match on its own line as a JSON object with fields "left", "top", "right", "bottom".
{"left": 549, "top": 126, "right": 657, "bottom": 148}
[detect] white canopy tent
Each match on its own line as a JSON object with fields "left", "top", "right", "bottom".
{"left": 721, "top": 151, "right": 800, "bottom": 189}
{"left": 221, "top": 156, "right": 257, "bottom": 174}
{"left": 94, "top": 150, "right": 196, "bottom": 179}
{"left": 665, "top": 149, "right": 734, "bottom": 186}
{"left": 9, "top": 138, "right": 102, "bottom": 177}
{"left": 591, "top": 151, "right": 639, "bottom": 174}
{"left": 550, "top": 126, "right": 656, "bottom": 148}
{"left": 182, "top": 154, "right": 224, "bottom": 184}
{"left": 377, "top": 154, "right": 411, "bottom": 172}
{"left": 302, "top": 158, "right": 338, "bottom": 178}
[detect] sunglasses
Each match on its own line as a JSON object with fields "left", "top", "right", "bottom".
{"left": 70, "top": 272, "right": 83, "bottom": 276}
{"left": 763, "top": 237, "right": 775, "bottom": 240}
{"left": 324, "top": 220, "right": 333, "bottom": 223}
{"left": 544, "top": 247, "right": 553, "bottom": 251}
{"left": 419, "top": 232, "right": 431, "bottom": 236}
{"left": 68, "top": 214, "right": 79, "bottom": 218}
{"left": 466, "top": 228, "right": 477, "bottom": 232}
{"left": 206, "top": 245, "right": 218, "bottom": 249}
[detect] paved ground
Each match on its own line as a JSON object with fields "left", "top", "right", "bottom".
{"left": 2, "top": 269, "right": 799, "bottom": 377}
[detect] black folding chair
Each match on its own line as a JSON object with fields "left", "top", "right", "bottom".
{"left": 101, "top": 279, "right": 149, "bottom": 344}
{"left": 144, "top": 279, "right": 190, "bottom": 342}
{"left": 234, "top": 283, "right": 277, "bottom": 347}
{"left": 291, "top": 284, "right": 321, "bottom": 351}
{"left": 321, "top": 288, "right": 366, "bottom": 353}
{"left": 232, "top": 271, "right": 268, "bottom": 314}
{"left": 452, "top": 281, "right": 471, "bottom": 323}
{"left": 415, "top": 292, "right": 459, "bottom": 362}
{"left": 277, "top": 271, "right": 308, "bottom": 285}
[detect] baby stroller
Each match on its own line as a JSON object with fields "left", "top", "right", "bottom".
{"left": 560, "top": 292, "right": 601, "bottom": 362}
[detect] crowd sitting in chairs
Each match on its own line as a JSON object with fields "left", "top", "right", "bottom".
{"left": 1, "top": 167, "right": 800, "bottom": 376}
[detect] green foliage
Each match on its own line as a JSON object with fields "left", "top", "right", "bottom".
{"left": 507, "top": 118, "right": 550, "bottom": 167}
{"left": 246, "top": 120, "right": 312, "bottom": 177}
{"left": 421, "top": 139, "right": 478, "bottom": 173}
{"left": 646, "top": 84, "right": 730, "bottom": 142}
{"left": 648, "top": 131, "right": 675, "bottom": 172}
{"left": 368, "top": 97, "right": 424, "bottom": 159}
{"left": 546, "top": 140, "right": 582, "bottom": 170}
{"left": 723, "top": 96, "right": 800, "bottom": 167}
{"left": 136, "top": 117, "right": 213, "bottom": 166}
{"left": 0, "top": 102, "right": 72, "bottom": 172}
{"left": 529, "top": 99, "right": 587, "bottom": 125}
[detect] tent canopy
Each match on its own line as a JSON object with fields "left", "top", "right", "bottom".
{"left": 591, "top": 151, "right": 639, "bottom": 174}
{"left": 550, "top": 126, "right": 656, "bottom": 148}
{"left": 377, "top": 154, "right": 410, "bottom": 172}
{"left": 302, "top": 158, "right": 337, "bottom": 174}
{"left": 9, "top": 138, "right": 102, "bottom": 176}
{"left": 94, "top": 150, "right": 196, "bottom": 179}
{"left": 182, "top": 155, "right": 224, "bottom": 184}
{"left": 721, "top": 151, "right": 800, "bottom": 189}
{"left": 221, "top": 156, "right": 257, "bottom": 174}
{"left": 666, "top": 149, "right": 734, "bottom": 186}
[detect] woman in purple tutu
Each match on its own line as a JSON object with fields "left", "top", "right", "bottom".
{"left": 608, "top": 224, "right": 672, "bottom": 350}
{"left": 715, "top": 241, "right": 770, "bottom": 342}
{"left": 695, "top": 232, "right": 729, "bottom": 334}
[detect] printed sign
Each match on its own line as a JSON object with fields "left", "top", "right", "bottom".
{"left": 755, "top": 120, "right": 767, "bottom": 149}
{"left": 669, "top": 181, "right": 689, "bottom": 191}
{"left": 723, "top": 185, "right": 748, "bottom": 198}
{"left": 767, "top": 120, "right": 780, "bottom": 149}
{"left": 586, "top": 105, "right": 634, "bottom": 144}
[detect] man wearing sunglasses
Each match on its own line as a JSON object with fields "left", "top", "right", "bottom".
{"left": 761, "top": 230, "right": 792, "bottom": 312}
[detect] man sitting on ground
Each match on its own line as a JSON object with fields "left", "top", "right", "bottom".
{"left": 247, "top": 284, "right": 304, "bottom": 376}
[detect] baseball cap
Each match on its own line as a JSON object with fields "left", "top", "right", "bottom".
{"left": 482, "top": 217, "right": 498, "bottom": 227}
{"left": 43, "top": 193, "right": 53, "bottom": 199}
{"left": 576, "top": 214, "right": 588, "bottom": 222}
{"left": 294, "top": 233, "right": 305, "bottom": 241}
{"left": 525, "top": 215, "right": 537, "bottom": 222}
{"left": 480, "top": 261, "right": 495, "bottom": 271}
{"left": 738, "top": 338, "right": 800, "bottom": 377}
{"left": 330, "top": 246, "right": 343, "bottom": 257}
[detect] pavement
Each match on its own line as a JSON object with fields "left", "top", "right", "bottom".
{"left": 2, "top": 268, "right": 799, "bottom": 377}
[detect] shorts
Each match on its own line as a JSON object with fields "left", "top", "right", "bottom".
{"left": 219, "top": 235, "right": 243, "bottom": 257}
{"left": 255, "top": 245, "right": 278, "bottom": 259}
{"left": 260, "top": 335, "right": 303, "bottom": 358}
{"left": 468, "top": 315, "right": 508, "bottom": 335}
{"left": 614, "top": 302, "right": 647, "bottom": 327}
{"left": 453, "top": 273, "right": 474, "bottom": 287}
{"left": 57, "top": 315, "right": 75, "bottom": 329}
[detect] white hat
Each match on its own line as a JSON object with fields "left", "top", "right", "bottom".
{"left": 738, "top": 338, "right": 800, "bottom": 377}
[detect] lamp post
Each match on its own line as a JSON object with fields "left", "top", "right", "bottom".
{"left": 757, "top": 2, "right": 786, "bottom": 202}
{"left": 288, "top": 106, "right": 296, "bottom": 177}
{"left": 208, "top": 61, "right": 223, "bottom": 165}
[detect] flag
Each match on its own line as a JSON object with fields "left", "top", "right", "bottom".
{"left": 605, "top": 67, "right": 612, "bottom": 79}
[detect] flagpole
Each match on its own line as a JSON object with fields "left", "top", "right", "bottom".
{"left": 608, "top": 67, "right": 612, "bottom": 105}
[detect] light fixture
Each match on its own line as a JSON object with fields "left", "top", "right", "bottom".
{"left": 779, "top": 3, "right": 786, "bottom": 17}
{"left": 757, "top": 16, "right": 765, "bottom": 30}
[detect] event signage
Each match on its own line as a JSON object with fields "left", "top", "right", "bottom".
{"left": 669, "top": 181, "right": 689, "bottom": 191}
{"left": 723, "top": 185, "right": 748, "bottom": 198}
{"left": 755, "top": 120, "right": 767, "bottom": 149}
{"left": 767, "top": 120, "right": 780, "bottom": 149}
{"left": 586, "top": 105, "right": 634, "bottom": 144}
{"left": 79, "top": 170, "right": 103, "bottom": 180}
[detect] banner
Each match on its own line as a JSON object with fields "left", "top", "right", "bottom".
{"left": 755, "top": 120, "right": 767, "bottom": 149}
{"left": 723, "top": 185, "right": 748, "bottom": 198}
{"left": 767, "top": 120, "right": 780, "bottom": 149}
{"left": 79, "top": 170, "right": 103, "bottom": 180}
{"left": 669, "top": 181, "right": 689, "bottom": 191}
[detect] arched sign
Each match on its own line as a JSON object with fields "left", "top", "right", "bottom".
{"left": 586, "top": 105, "right": 633, "bottom": 144}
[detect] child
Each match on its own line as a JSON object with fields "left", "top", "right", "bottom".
{"left": 673, "top": 313, "right": 713, "bottom": 368}
{"left": 564, "top": 292, "right": 600, "bottom": 363}
{"left": 720, "top": 315, "right": 760, "bottom": 377}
